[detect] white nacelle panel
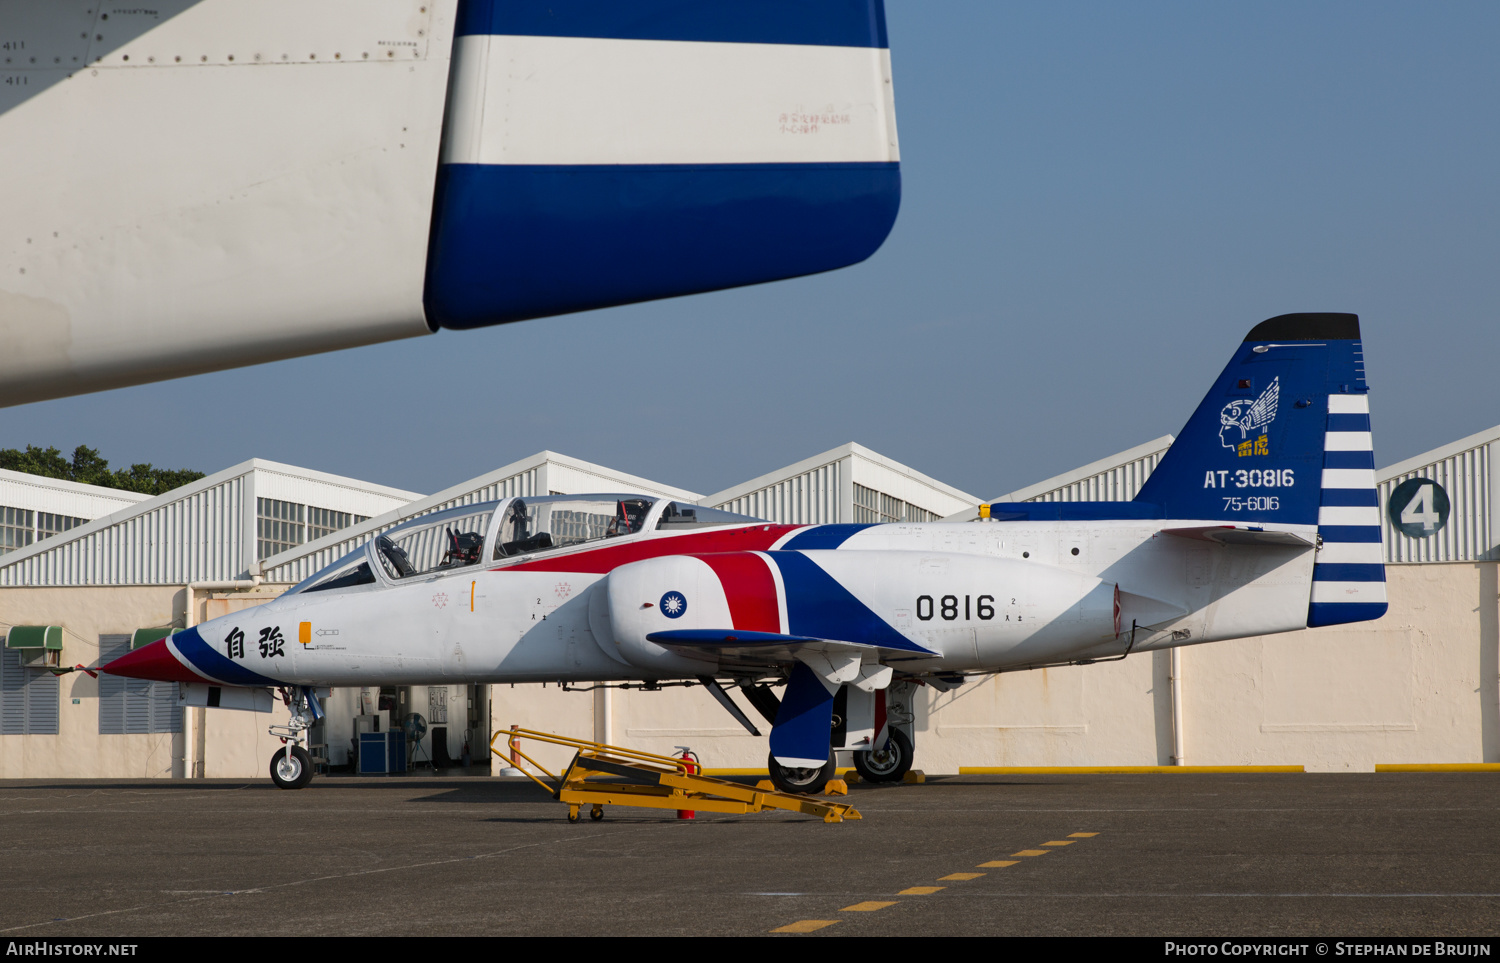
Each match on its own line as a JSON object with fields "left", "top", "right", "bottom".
{"left": 605, "top": 556, "right": 727, "bottom": 677}
{"left": 0, "top": 0, "right": 454, "bottom": 405}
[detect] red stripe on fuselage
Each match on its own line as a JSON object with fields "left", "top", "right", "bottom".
{"left": 693, "top": 552, "right": 780, "bottom": 633}
{"left": 496, "top": 525, "right": 804, "bottom": 574}
{"left": 100, "top": 637, "right": 208, "bottom": 684}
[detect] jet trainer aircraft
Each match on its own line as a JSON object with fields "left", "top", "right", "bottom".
{"left": 104, "top": 314, "right": 1386, "bottom": 793}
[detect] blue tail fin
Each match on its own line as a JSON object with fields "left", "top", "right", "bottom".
{"left": 1132, "top": 313, "right": 1385, "bottom": 626}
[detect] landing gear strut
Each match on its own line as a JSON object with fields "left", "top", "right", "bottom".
{"left": 268, "top": 686, "right": 323, "bottom": 790}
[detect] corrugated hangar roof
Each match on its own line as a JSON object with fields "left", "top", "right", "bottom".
{"left": 702, "top": 442, "right": 979, "bottom": 526}
{"left": 0, "top": 459, "right": 421, "bottom": 587}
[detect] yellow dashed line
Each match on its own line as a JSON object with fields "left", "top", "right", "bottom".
{"left": 772, "top": 920, "right": 839, "bottom": 933}
{"left": 772, "top": 833, "right": 1100, "bottom": 933}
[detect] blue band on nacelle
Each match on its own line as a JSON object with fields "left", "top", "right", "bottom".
{"left": 424, "top": 163, "right": 900, "bottom": 330}
{"left": 456, "top": 0, "right": 889, "bottom": 48}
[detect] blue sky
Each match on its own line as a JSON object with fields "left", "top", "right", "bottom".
{"left": 6, "top": 1, "right": 1498, "bottom": 500}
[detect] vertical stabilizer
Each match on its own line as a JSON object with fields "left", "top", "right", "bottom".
{"left": 1133, "top": 313, "right": 1385, "bottom": 626}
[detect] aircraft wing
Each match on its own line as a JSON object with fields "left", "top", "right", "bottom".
{"left": 646, "top": 628, "right": 936, "bottom": 669}
{"left": 648, "top": 628, "right": 923, "bottom": 769}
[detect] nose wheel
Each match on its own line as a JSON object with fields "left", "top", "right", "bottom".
{"left": 270, "top": 744, "right": 313, "bottom": 790}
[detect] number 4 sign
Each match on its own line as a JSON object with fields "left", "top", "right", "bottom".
{"left": 1388, "top": 478, "right": 1450, "bottom": 538}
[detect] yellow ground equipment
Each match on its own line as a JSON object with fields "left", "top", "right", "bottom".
{"left": 492, "top": 728, "right": 861, "bottom": 824}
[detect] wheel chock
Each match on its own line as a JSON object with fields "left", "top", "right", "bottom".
{"left": 844, "top": 771, "right": 863, "bottom": 784}
{"left": 902, "top": 770, "right": 926, "bottom": 784}
{"left": 823, "top": 779, "right": 848, "bottom": 796}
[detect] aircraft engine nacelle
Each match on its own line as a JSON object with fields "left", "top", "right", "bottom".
{"left": 603, "top": 555, "right": 733, "bottom": 676}
{"left": 605, "top": 549, "right": 1156, "bottom": 674}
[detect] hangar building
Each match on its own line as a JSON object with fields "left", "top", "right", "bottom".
{"left": 0, "top": 426, "right": 1495, "bottom": 779}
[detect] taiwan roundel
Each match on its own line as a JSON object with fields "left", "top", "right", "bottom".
{"left": 660, "top": 592, "right": 687, "bottom": 619}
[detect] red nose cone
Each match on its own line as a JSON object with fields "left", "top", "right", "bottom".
{"left": 100, "top": 637, "right": 203, "bottom": 683}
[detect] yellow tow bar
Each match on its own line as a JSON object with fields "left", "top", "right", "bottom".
{"left": 491, "top": 727, "right": 861, "bottom": 824}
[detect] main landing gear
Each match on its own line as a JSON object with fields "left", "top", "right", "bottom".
{"left": 268, "top": 686, "right": 324, "bottom": 790}
{"left": 853, "top": 729, "right": 914, "bottom": 783}
{"left": 754, "top": 678, "right": 922, "bottom": 795}
{"left": 768, "top": 752, "right": 836, "bottom": 795}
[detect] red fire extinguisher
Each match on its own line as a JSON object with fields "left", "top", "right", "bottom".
{"left": 675, "top": 747, "right": 700, "bottom": 820}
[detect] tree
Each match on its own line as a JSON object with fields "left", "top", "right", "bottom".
{"left": 0, "top": 444, "right": 204, "bottom": 495}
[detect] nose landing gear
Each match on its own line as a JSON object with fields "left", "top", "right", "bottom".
{"left": 270, "top": 744, "right": 314, "bottom": 789}
{"left": 268, "top": 686, "right": 324, "bottom": 790}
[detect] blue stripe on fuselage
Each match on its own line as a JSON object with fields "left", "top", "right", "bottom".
{"left": 456, "top": 0, "right": 889, "bottom": 47}
{"left": 769, "top": 551, "right": 927, "bottom": 652}
{"left": 173, "top": 626, "right": 282, "bottom": 687}
{"left": 779, "top": 524, "right": 876, "bottom": 551}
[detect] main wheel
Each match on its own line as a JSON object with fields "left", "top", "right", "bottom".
{"left": 767, "top": 752, "right": 835, "bottom": 795}
{"left": 853, "top": 729, "right": 914, "bottom": 783}
{"left": 269, "top": 745, "right": 314, "bottom": 790}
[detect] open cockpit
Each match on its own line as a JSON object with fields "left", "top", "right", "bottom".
{"left": 287, "top": 495, "right": 764, "bottom": 597}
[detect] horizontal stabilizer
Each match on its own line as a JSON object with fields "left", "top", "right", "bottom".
{"left": 1161, "top": 525, "right": 1317, "bottom": 548}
